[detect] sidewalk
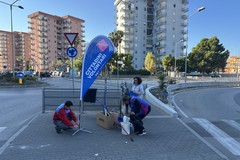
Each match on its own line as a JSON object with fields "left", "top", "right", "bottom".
{"left": 0, "top": 106, "right": 224, "bottom": 160}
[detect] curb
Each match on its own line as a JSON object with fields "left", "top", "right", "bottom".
{"left": 145, "top": 86, "right": 178, "bottom": 117}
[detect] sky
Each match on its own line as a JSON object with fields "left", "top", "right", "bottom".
{"left": 0, "top": 0, "right": 239, "bottom": 56}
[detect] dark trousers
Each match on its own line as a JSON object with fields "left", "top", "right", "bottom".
{"left": 130, "top": 114, "right": 144, "bottom": 133}
{"left": 53, "top": 120, "right": 69, "bottom": 130}
{"left": 130, "top": 106, "right": 151, "bottom": 133}
{"left": 53, "top": 115, "right": 73, "bottom": 130}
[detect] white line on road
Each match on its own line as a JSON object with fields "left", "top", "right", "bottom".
{"left": 172, "top": 95, "right": 188, "bottom": 118}
{"left": 194, "top": 118, "right": 240, "bottom": 155}
{"left": 0, "top": 127, "right": 6, "bottom": 133}
{"left": 178, "top": 118, "right": 228, "bottom": 160}
{"left": 0, "top": 113, "right": 40, "bottom": 155}
{"left": 222, "top": 119, "right": 240, "bottom": 131}
{"left": 146, "top": 115, "right": 172, "bottom": 119}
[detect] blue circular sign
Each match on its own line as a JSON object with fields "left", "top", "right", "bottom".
{"left": 66, "top": 47, "right": 78, "bottom": 58}
{"left": 17, "top": 72, "right": 24, "bottom": 78}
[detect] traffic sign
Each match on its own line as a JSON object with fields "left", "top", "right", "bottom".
{"left": 66, "top": 46, "right": 78, "bottom": 58}
{"left": 64, "top": 33, "right": 78, "bottom": 46}
{"left": 17, "top": 72, "right": 24, "bottom": 78}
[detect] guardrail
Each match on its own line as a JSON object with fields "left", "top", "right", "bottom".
{"left": 167, "top": 81, "right": 240, "bottom": 93}
{"left": 145, "top": 81, "right": 240, "bottom": 118}
{"left": 42, "top": 88, "right": 122, "bottom": 113}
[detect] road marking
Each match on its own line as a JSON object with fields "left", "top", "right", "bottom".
{"left": 0, "top": 113, "right": 40, "bottom": 155}
{"left": 172, "top": 95, "right": 188, "bottom": 118}
{"left": 222, "top": 119, "right": 240, "bottom": 131}
{"left": 0, "top": 127, "right": 6, "bottom": 133}
{"left": 194, "top": 118, "right": 240, "bottom": 155}
{"left": 178, "top": 118, "right": 228, "bottom": 160}
{"left": 146, "top": 115, "right": 172, "bottom": 119}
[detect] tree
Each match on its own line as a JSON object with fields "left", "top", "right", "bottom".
{"left": 162, "top": 54, "right": 174, "bottom": 75}
{"left": 108, "top": 30, "right": 124, "bottom": 71}
{"left": 74, "top": 54, "right": 84, "bottom": 71}
{"left": 176, "top": 57, "right": 186, "bottom": 72}
{"left": 188, "top": 36, "right": 229, "bottom": 74}
{"left": 109, "top": 30, "right": 124, "bottom": 48}
{"left": 122, "top": 53, "right": 134, "bottom": 71}
{"left": 145, "top": 52, "right": 156, "bottom": 74}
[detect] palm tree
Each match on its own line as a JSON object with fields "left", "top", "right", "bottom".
{"left": 109, "top": 30, "right": 124, "bottom": 48}
{"left": 108, "top": 30, "right": 124, "bottom": 71}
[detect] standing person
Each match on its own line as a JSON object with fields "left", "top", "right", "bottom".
{"left": 130, "top": 76, "right": 144, "bottom": 99}
{"left": 122, "top": 95, "right": 151, "bottom": 136}
{"left": 53, "top": 100, "right": 79, "bottom": 134}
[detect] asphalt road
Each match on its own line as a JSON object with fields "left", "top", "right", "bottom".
{"left": 0, "top": 88, "right": 42, "bottom": 148}
{"left": 173, "top": 87, "right": 240, "bottom": 160}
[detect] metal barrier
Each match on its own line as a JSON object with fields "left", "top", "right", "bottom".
{"left": 42, "top": 88, "right": 122, "bottom": 113}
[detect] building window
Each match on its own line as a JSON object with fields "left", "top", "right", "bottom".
{"left": 173, "top": 4, "right": 176, "bottom": 8}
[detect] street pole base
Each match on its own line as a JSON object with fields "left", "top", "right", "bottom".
{"left": 72, "top": 127, "right": 92, "bottom": 136}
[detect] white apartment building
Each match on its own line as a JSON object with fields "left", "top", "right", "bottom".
{"left": 28, "top": 11, "right": 85, "bottom": 72}
{"left": 114, "top": 0, "right": 188, "bottom": 70}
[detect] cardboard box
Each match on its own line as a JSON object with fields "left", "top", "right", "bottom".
{"left": 96, "top": 111, "right": 118, "bottom": 129}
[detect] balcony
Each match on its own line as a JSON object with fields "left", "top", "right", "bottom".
{"left": 121, "top": 14, "right": 134, "bottom": 20}
{"left": 123, "top": 44, "right": 133, "bottom": 49}
{"left": 38, "top": 16, "right": 47, "bottom": 21}
{"left": 182, "top": 15, "right": 188, "bottom": 20}
{"left": 182, "top": 8, "right": 189, "bottom": 13}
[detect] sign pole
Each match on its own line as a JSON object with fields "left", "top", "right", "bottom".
{"left": 64, "top": 32, "right": 92, "bottom": 135}
{"left": 72, "top": 57, "right": 74, "bottom": 101}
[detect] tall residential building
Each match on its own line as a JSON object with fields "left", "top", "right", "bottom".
{"left": 224, "top": 56, "right": 240, "bottom": 74}
{"left": 28, "top": 11, "right": 85, "bottom": 72}
{"left": 0, "top": 30, "right": 30, "bottom": 72}
{"left": 114, "top": 0, "right": 188, "bottom": 70}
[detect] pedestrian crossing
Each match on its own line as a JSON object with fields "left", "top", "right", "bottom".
{"left": 193, "top": 118, "right": 240, "bottom": 156}
{"left": 0, "top": 127, "right": 6, "bottom": 133}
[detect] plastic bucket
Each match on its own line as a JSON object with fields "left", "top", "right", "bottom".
{"left": 121, "top": 122, "right": 130, "bottom": 135}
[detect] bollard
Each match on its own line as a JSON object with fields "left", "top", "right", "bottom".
{"left": 19, "top": 78, "right": 22, "bottom": 84}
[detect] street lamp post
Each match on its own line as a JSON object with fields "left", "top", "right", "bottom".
{"left": 184, "top": 7, "right": 205, "bottom": 83}
{"left": 0, "top": 0, "right": 24, "bottom": 77}
{"left": 174, "top": 39, "right": 183, "bottom": 78}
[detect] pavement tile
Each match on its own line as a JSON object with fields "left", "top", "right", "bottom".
{"left": 0, "top": 111, "right": 224, "bottom": 160}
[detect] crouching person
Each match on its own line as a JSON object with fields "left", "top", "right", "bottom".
{"left": 122, "top": 95, "right": 151, "bottom": 136}
{"left": 53, "top": 100, "right": 79, "bottom": 134}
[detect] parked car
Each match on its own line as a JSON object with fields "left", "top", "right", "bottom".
{"left": 210, "top": 74, "right": 221, "bottom": 78}
{"left": 41, "top": 72, "right": 51, "bottom": 77}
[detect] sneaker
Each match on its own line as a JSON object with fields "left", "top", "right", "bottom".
{"left": 55, "top": 126, "right": 62, "bottom": 134}
{"left": 63, "top": 127, "right": 73, "bottom": 131}
{"left": 138, "top": 131, "right": 147, "bottom": 136}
